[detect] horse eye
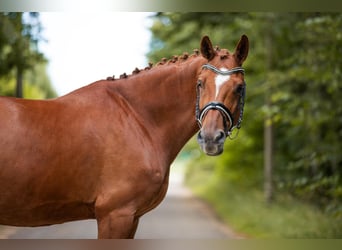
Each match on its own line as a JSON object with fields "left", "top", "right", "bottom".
{"left": 197, "top": 80, "right": 204, "bottom": 88}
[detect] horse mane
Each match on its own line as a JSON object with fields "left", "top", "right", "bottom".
{"left": 106, "top": 47, "right": 212, "bottom": 81}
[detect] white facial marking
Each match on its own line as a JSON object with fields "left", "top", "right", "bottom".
{"left": 215, "top": 68, "right": 230, "bottom": 98}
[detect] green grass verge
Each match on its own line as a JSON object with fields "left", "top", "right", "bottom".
{"left": 185, "top": 171, "right": 341, "bottom": 238}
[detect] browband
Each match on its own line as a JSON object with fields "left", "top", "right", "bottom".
{"left": 202, "top": 64, "right": 245, "bottom": 75}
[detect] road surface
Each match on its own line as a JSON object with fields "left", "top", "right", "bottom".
{"left": 0, "top": 163, "right": 240, "bottom": 239}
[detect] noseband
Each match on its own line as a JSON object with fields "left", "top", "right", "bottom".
{"left": 195, "top": 63, "right": 246, "bottom": 139}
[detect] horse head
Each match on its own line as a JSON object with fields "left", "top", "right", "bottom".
{"left": 196, "top": 35, "right": 249, "bottom": 156}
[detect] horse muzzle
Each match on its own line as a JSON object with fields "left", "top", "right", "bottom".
{"left": 197, "top": 129, "right": 226, "bottom": 156}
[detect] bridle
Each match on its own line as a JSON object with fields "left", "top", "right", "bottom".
{"left": 195, "top": 63, "right": 246, "bottom": 139}
{"left": 196, "top": 64, "right": 246, "bottom": 139}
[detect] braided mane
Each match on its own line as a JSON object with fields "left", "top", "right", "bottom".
{"left": 105, "top": 48, "right": 209, "bottom": 81}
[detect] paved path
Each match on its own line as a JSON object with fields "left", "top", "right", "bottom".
{"left": 0, "top": 165, "right": 239, "bottom": 239}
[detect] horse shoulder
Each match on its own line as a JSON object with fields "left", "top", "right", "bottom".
{"left": 92, "top": 84, "right": 171, "bottom": 220}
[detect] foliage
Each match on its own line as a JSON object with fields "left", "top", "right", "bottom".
{"left": 0, "top": 12, "right": 44, "bottom": 75}
{"left": 148, "top": 12, "right": 342, "bottom": 223}
{"left": 0, "top": 62, "right": 56, "bottom": 99}
{"left": 185, "top": 166, "right": 341, "bottom": 238}
{"left": 24, "top": 62, "right": 57, "bottom": 98}
{"left": 0, "top": 12, "right": 56, "bottom": 98}
{"left": 272, "top": 14, "right": 342, "bottom": 214}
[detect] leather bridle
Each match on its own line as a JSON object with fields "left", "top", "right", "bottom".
{"left": 195, "top": 63, "right": 246, "bottom": 139}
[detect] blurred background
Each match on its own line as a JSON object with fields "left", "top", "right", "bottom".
{"left": 0, "top": 12, "right": 341, "bottom": 238}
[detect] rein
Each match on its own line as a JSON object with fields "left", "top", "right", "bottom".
{"left": 196, "top": 63, "right": 246, "bottom": 139}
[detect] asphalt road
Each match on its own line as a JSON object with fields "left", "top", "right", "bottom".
{"left": 0, "top": 166, "right": 239, "bottom": 239}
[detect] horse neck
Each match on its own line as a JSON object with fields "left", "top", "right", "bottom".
{"left": 113, "top": 56, "right": 205, "bottom": 164}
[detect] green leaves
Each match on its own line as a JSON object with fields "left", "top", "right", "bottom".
{"left": 0, "top": 12, "right": 55, "bottom": 98}
{"left": 148, "top": 13, "right": 342, "bottom": 215}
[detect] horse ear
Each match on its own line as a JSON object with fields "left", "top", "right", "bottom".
{"left": 234, "top": 34, "right": 249, "bottom": 65}
{"left": 200, "top": 36, "right": 216, "bottom": 61}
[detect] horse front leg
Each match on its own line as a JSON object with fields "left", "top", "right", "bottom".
{"left": 96, "top": 210, "right": 140, "bottom": 239}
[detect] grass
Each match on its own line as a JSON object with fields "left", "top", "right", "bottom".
{"left": 185, "top": 168, "right": 342, "bottom": 238}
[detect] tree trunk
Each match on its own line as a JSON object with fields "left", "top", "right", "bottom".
{"left": 16, "top": 67, "right": 23, "bottom": 98}
{"left": 264, "top": 15, "right": 274, "bottom": 204}
{"left": 264, "top": 113, "right": 274, "bottom": 203}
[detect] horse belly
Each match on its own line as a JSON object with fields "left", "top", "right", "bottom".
{"left": 0, "top": 135, "right": 99, "bottom": 226}
{"left": 0, "top": 152, "right": 99, "bottom": 226}
{"left": 0, "top": 200, "right": 95, "bottom": 227}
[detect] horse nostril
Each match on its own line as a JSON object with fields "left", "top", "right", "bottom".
{"left": 214, "top": 130, "right": 226, "bottom": 143}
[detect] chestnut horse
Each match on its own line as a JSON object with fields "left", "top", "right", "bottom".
{"left": 0, "top": 35, "right": 249, "bottom": 238}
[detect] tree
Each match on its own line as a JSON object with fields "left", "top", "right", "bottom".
{"left": 148, "top": 13, "right": 342, "bottom": 214}
{"left": 0, "top": 12, "right": 45, "bottom": 98}
{"left": 273, "top": 13, "right": 342, "bottom": 212}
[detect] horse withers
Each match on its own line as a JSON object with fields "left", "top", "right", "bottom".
{"left": 0, "top": 35, "right": 249, "bottom": 238}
